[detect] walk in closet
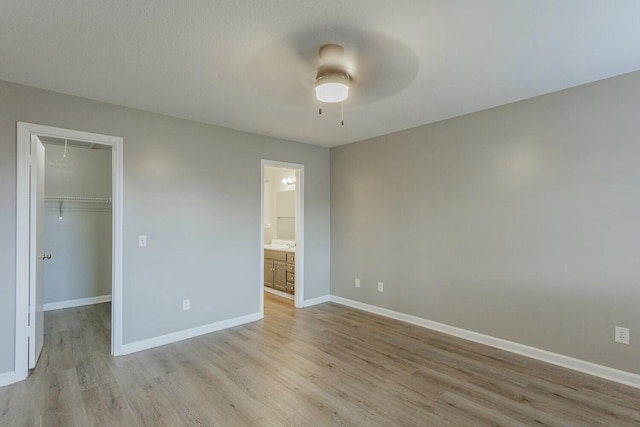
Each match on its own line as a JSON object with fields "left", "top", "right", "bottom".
{"left": 42, "top": 138, "right": 112, "bottom": 310}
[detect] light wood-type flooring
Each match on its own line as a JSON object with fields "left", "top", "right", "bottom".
{"left": 2, "top": 293, "right": 640, "bottom": 426}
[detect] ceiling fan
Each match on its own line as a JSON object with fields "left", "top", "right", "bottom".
{"left": 246, "top": 29, "right": 418, "bottom": 124}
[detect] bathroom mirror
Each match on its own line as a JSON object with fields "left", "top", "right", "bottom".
{"left": 275, "top": 190, "right": 296, "bottom": 239}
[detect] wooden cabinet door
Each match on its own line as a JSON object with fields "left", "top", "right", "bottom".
{"left": 264, "top": 259, "right": 274, "bottom": 288}
{"left": 273, "top": 260, "right": 287, "bottom": 292}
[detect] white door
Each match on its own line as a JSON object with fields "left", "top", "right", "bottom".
{"left": 28, "top": 135, "right": 45, "bottom": 369}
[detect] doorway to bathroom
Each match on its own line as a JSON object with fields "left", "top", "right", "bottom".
{"left": 260, "top": 160, "right": 304, "bottom": 313}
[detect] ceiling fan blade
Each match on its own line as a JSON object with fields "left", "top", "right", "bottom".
{"left": 246, "top": 40, "right": 315, "bottom": 106}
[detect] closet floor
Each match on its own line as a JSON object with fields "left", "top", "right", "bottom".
{"left": 2, "top": 295, "right": 640, "bottom": 426}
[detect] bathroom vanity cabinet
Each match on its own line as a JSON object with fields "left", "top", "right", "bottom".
{"left": 264, "top": 249, "right": 295, "bottom": 295}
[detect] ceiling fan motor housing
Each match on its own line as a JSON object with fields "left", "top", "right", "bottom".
{"left": 315, "top": 44, "right": 352, "bottom": 104}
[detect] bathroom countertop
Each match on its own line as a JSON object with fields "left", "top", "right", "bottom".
{"left": 264, "top": 244, "right": 295, "bottom": 253}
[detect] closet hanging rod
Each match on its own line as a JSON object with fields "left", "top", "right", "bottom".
{"left": 45, "top": 196, "right": 112, "bottom": 203}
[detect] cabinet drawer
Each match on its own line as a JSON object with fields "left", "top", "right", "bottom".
{"left": 286, "top": 271, "right": 295, "bottom": 283}
{"left": 286, "top": 264, "right": 295, "bottom": 273}
{"left": 286, "top": 253, "right": 295, "bottom": 263}
{"left": 264, "top": 250, "right": 286, "bottom": 262}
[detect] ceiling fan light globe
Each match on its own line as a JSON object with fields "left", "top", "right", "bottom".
{"left": 315, "top": 82, "right": 349, "bottom": 103}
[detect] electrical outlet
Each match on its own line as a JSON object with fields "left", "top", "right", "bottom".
{"left": 378, "top": 282, "right": 384, "bottom": 292}
{"left": 615, "top": 326, "right": 630, "bottom": 344}
{"left": 183, "top": 299, "right": 190, "bottom": 311}
{"left": 355, "top": 278, "right": 360, "bottom": 288}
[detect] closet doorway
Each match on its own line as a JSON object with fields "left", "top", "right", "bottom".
{"left": 15, "top": 122, "right": 123, "bottom": 383}
{"left": 261, "top": 160, "right": 304, "bottom": 314}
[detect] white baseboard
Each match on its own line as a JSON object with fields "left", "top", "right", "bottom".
{"left": 303, "top": 294, "right": 330, "bottom": 307}
{"left": 0, "top": 371, "right": 16, "bottom": 387}
{"left": 329, "top": 295, "right": 640, "bottom": 389}
{"left": 264, "top": 287, "right": 294, "bottom": 300}
{"left": 44, "top": 294, "right": 112, "bottom": 311}
{"left": 120, "top": 311, "right": 262, "bottom": 356}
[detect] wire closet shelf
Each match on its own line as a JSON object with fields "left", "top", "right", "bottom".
{"left": 45, "top": 196, "right": 112, "bottom": 203}
{"left": 45, "top": 196, "right": 112, "bottom": 219}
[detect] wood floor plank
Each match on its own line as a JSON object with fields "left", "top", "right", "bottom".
{"left": 153, "top": 369, "right": 225, "bottom": 426}
{"left": 40, "top": 368, "right": 91, "bottom": 427}
{"left": 112, "top": 367, "right": 185, "bottom": 426}
{"left": 172, "top": 357, "right": 264, "bottom": 426}
{"left": 81, "top": 381, "right": 137, "bottom": 427}
{"left": 439, "top": 391, "right": 532, "bottom": 427}
{"left": 0, "top": 374, "right": 42, "bottom": 427}
{"left": 36, "top": 331, "right": 74, "bottom": 377}
{"left": 71, "top": 337, "right": 117, "bottom": 392}
{"left": 2, "top": 294, "right": 640, "bottom": 426}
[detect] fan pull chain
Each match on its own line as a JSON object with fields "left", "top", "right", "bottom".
{"left": 316, "top": 102, "right": 345, "bottom": 126}
{"left": 63, "top": 139, "right": 68, "bottom": 158}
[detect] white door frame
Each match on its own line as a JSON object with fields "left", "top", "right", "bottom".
{"left": 15, "top": 122, "right": 124, "bottom": 381}
{"left": 261, "top": 159, "right": 304, "bottom": 313}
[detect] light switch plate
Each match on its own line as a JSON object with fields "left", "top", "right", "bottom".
{"left": 138, "top": 235, "right": 147, "bottom": 247}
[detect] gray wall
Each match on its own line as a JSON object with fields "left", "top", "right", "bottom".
{"left": 0, "top": 79, "right": 330, "bottom": 374}
{"left": 331, "top": 71, "right": 640, "bottom": 374}
{"left": 43, "top": 144, "right": 112, "bottom": 304}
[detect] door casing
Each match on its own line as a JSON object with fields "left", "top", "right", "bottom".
{"left": 260, "top": 160, "right": 304, "bottom": 314}
{"left": 15, "top": 122, "right": 124, "bottom": 382}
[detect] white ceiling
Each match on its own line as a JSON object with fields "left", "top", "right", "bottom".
{"left": 2, "top": 1, "right": 640, "bottom": 147}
